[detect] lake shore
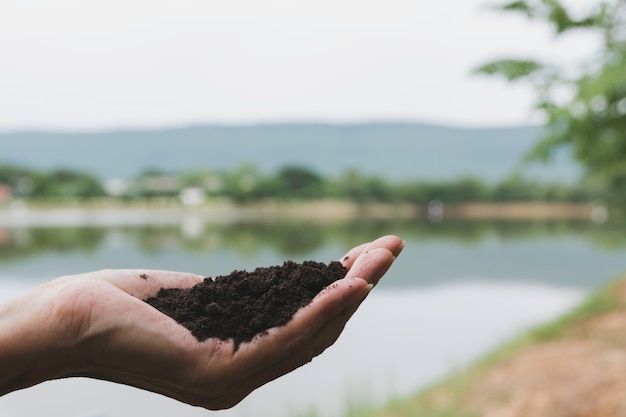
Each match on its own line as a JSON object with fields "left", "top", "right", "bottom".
{"left": 0, "top": 199, "right": 608, "bottom": 227}
{"left": 362, "top": 274, "right": 626, "bottom": 417}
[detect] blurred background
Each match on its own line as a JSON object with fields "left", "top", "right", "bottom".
{"left": 0, "top": 0, "right": 625, "bottom": 416}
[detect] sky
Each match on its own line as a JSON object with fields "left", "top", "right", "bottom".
{"left": 0, "top": 0, "right": 601, "bottom": 131}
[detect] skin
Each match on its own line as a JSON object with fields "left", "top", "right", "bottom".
{"left": 0, "top": 235, "right": 404, "bottom": 410}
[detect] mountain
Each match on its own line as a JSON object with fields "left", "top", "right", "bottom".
{"left": 0, "top": 123, "right": 580, "bottom": 183}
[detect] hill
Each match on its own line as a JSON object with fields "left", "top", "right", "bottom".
{"left": 0, "top": 123, "right": 580, "bottom": 183}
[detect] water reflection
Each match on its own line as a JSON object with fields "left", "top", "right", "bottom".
{"left": 0, "top": 219, "right": 625, "bottom": 417}
{"left": 1, "top": 220, "right": 626, "bottom": 289}
{"left": 1, "top": 219, "right": 626, "bottom": 260}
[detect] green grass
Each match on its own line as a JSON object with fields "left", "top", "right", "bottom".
{"left": 291, "top": 384, "right": 378, "bottom": 417}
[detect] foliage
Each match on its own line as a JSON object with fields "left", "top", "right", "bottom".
{"left": 0, "top": 165, "right": 105, "bottom": 199}
{"left": 274, "top": 166, "right": 326, "bottom": 198}
{"left": 475, "top": 0, "right": 626, "bottom": 203}
{"left": 35, "top": 169, "right": 107, "bottom": 199}
{"left": 0, "top": 164, "right": 34, "bottom": 196}
{"left": 0, "top": 163, "right": 606, "bottom": 204}
{"left": 475, "top": 59, "right": 544, "bottom": 81}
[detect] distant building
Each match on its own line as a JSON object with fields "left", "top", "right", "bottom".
{"left": 103, "top": 178, "right": 130, "bottom": 197}
{"left": 138, "top": 175, "right": 180, "bottom": 195}
{"left": 179, "top": 187, "right": 206, "bottom": 206}
{"left": 0, "top": 183, "right": 12, "bottom": 204}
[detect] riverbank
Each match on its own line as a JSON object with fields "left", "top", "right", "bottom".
{"left": 361, "top": 273, "right": 626, "bottom": 417}
{"left": 0, "top": 199, "right": 609, "bottom": 227}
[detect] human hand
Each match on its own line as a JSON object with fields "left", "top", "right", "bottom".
{"left": 0, "top": 235, "right": 404, "bottom": 409}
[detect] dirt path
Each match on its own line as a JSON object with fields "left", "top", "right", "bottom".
{"left": 454, "top": 278, "right": 626, "bottom": 417}
{"left": 379, "top": 277, "right": 626, "bottom": 417}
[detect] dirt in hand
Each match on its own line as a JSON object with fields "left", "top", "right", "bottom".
{"left": 145, "top": 260, "right": 347, "bottom": 349}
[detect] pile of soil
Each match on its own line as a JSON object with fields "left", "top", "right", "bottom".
{"left": 145, "top": 260, "right": 346, "bottom": 349}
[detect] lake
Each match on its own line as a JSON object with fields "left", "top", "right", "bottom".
{"left": 1, "top": 216, "right": 625, "bottom": 417}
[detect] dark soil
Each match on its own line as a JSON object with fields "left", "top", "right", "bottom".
{"left": 145, "top": 260, "right": 347, "bottom": 349}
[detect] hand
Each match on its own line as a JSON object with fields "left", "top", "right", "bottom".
{"left": 0, "top": 235, "right": 404, "bottom": 409}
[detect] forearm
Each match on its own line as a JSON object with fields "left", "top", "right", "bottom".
{"left": 0, "top": 289, "right": 74, "bottom": 396}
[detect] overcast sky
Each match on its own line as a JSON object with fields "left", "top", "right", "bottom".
{"left": 0, "top": 0, "right": 601, "bottom": 131}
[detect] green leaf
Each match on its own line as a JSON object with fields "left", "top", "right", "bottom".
{"left": 547, "top": 2, "right": 574, "bottom": 32}
{"left": 473, "top": 59, "right": 544, "bottom": 81}
{"left": 492, "top": 0, "right": 535, "bottom": 17}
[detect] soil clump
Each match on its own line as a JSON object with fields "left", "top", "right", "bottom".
{"left": 145, "top": 260, "right": 346, "bottom": 349}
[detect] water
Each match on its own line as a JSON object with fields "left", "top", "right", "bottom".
{"left": 1, "top": 217, "right": 625, "bottom": 417}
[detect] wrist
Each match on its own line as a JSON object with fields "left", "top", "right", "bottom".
{"left": 0, "top": 282, "right": 84, "bottom": 395}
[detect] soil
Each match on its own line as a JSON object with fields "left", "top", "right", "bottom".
{"left": 145, "top": 260, "right": 346, "bottom": 349}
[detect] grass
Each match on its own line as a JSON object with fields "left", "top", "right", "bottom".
{"left": 291, "top": 384, "right": 379, "bottom": 417}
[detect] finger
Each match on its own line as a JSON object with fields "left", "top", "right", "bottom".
{"left": 344, "top": 247, "right": 395, "bottom": 286}
{"left": 362, "top": 235, "right": 405, "bottom": 258}
{"left": 340, "top": 243, "right": 370, "bottom": 269}
{"left": 340, "top": 235, "right": 405, "bottom": 270}
{"left": 227, "top": 276, "right": 371, "bottom": 377}
{"left": 92, "top": 269, "right": 204, "bottom": 299}
{"left": 339, "top": 235, "right": 404, "bottom": 267}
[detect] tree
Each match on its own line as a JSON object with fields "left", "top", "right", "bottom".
{"left": 474, "top": 0, "right": 626, "bottom": 202}
{"left": 31, "top": 169, "right": 106, "bottom": 199}
{"left": 275, "top": 166, "right": 325, "bottom": 198}
{"left": 0, "top": 165, "right": 35, "bottom": 197}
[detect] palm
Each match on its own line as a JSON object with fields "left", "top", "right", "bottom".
{"left": 50, "top": 235, "right": 404, "bottom": 409}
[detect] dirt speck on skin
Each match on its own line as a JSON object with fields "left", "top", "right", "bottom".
{"left": 139, "top": 274, "right": 148, "bottom": 280}
{"left": 145, "top": 260, "right": 346, "bottom": 349}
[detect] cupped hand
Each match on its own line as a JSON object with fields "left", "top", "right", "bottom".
{"left": 20, "top": 235, "right": 405, "bottom": 409}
